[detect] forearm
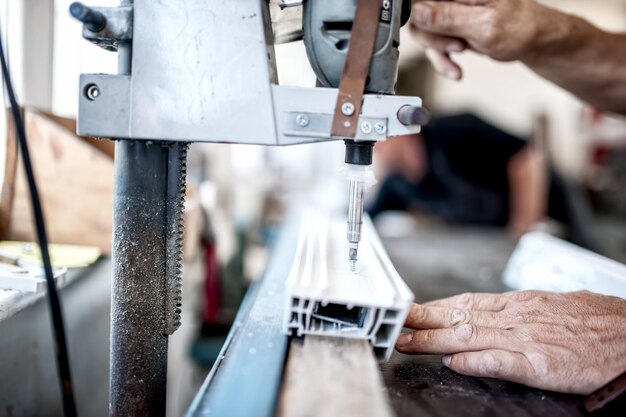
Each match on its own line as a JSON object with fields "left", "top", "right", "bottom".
{"left": 523, "top": 8, "right": 626, "bottom": 114}
{"left": 410, "top": 0, "right": 626, "bottom": 114}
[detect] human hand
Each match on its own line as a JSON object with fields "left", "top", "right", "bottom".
{"left": 395, "top": 290, "right": 626, "bottom": 394}
{"left": 409, "top": 0, "right": 563, "bottom": 80}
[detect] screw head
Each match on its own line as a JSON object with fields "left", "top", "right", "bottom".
{"left": 296, "top": 114, "right": 309, "bottom": 127}
{"left": 360, "top": 122, "right": 373, "bottom": 134}
{"left": 341, "top": 102, "right": 355, "bottom": 116}
{"left": 374, "top": 122, "right": 387, "bottom": 135}
{"left": 84, "top": 83, "right": 100, "bottom": 101}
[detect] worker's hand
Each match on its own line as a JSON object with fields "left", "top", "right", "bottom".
{"left": 409, "top": 0, "right": 559, "bottom": 79}
{"left": 395, "top": 290, "right": 626, "bottom": 394}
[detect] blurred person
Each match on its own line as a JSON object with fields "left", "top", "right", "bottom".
{"left": 370, "top": 113, "right": 599, "bottom": 249}
{"left": 393, "top": 0, "right": 626, "bottom": 397}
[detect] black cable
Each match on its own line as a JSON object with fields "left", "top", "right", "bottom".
{"left": 0, "top": 26, "right": 77, "bottom": 417}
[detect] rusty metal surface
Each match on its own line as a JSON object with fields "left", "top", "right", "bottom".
{"left": 331, "top": 0, "right": 382, "bottom": 138}
{"left": 110, "top": 140, "right": 170, "bottom": 417}
{"left": 379, "top": 225, "right": 625, "bottom": 417}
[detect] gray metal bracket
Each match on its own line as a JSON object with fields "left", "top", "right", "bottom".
{"left": 74, "top": 0, "right": 426, "bottom": 145}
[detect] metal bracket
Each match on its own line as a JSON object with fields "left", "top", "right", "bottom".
{"left": 285, "top": 112, "right": 387, "bottom": 142}
{"left": 80, "top": 6, "right": 133, "bottom": 52}
{"left": 331, "top": 0, "right": 383, "bottom": 138}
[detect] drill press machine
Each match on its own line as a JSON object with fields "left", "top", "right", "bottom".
{"left": 71, "top": 0, "right": 427, "bottom": 415}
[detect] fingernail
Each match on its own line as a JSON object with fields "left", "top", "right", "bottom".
{"left": 396, "top": 332, "right": 413, "bottom": 346}
{"left": 413, "top": 3, "right": 432, "bottom": 27}
{"left": 442, "top": 355, "right": 452, "bottom": 367}
{"left": 446, "top": 42, "right": 463, "bottom": 53}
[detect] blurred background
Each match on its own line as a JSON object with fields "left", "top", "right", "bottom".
{"left": 0, "top": 1, "right": 625, "bottom": 416}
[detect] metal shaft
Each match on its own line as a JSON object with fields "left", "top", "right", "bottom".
{"left": 347, "top": 177, "right": 365, "bottom": 271}
{"left": 110, "top": 10, "right": 188, "bottom": 414}
{"left": 69, "top": 2, "right": 107, "bottom": 32}
{"left": 110, "top": 140, "right": 171, "bottom": 417}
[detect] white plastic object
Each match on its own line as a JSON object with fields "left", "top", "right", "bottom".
{"left": 0, "top": 265, "right": 68, "bottom": 293}
{"left": 341, "top": 163, "right": 377, "bottom": 188}
{"left": 283, "top": 209, "right": 414, "bottom": 361}
{"left": 503, "top": 231, "right": 626, "bottom": 299}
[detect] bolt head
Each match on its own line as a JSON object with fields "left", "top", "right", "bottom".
{"left": 341, "top": 102, "right": 355, "bottom": 116}
{"left": 84, "top": 83, "right": 100, "bottom": 101}
{"left": 360, "top": 122, "right": 373, "bottom": 134}
{"left": 296, "top": 114, "right": 310, "bottom": 127}
{"left": 374, "top": 122, "right": 387, "bottom": 135}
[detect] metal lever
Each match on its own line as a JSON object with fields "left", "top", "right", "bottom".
{"left": 70, "top": 2, "right": 107, "bottom": 32}
{"left": 397, "top": 105, "right": 431, "bottom": 127}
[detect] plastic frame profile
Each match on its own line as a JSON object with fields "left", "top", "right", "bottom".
{"left": 283, "top": 210, "right": 414, "bottom": 361}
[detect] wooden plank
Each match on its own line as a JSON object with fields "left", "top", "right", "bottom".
{"left": 0, "top": 109, "right": 19, "bottom": 239}
{"left": 8, "top": 110, "right": 114, "bottom": 254}
{"left": 279, "top": 336, "right": 395, "bottom": 417}
{"left": 38, "top": 111, "right": 115, "bottom": 159}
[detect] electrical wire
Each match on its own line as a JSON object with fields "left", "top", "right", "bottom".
{"left": 0, "top": 25, "right": 77, "bottom": 417}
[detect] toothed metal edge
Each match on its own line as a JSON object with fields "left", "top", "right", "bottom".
{"left": 164, "top": 143, "right": 189, "bottom": 335}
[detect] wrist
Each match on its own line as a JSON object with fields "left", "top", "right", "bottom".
{"left": 521, "top": 6, "right": 586, "bottom": 66}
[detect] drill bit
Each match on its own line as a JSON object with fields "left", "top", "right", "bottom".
{"left": 347, "top": 176, "right": 365, "bottom": 273}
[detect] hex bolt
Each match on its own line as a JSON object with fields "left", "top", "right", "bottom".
{"left": 341, "top": 102, "right": 355, "bottom": 116}
{"left": 84, "top": 84, "right": 100, "bottom": 101}
{"left": 296, "top": 114, "right": 310, "bottom": 127}
{"left": 360, "top": 122, "right": 373, "bottom": 134}
{"left": 374, "top": 122, "right": 387, "bottom": 135}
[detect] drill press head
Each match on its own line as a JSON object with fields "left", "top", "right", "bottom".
{"left": 303, "top": 0, "right": 409, "bottom": 270}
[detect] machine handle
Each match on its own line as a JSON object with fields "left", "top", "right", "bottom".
{"left": 397, "top": 105, "right": 431, "bottom": 126}
{"left": 70, "top": 2, "right": 107, "bottom": 32}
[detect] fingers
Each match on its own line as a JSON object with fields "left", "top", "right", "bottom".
{"left": 443, "top": 349, "right": 536, "bottom": 386}
{"left": 411, "top": 1, "right": 483, "bottom": 39}
{"left": 410, "top": 28, "right": 466, "bottom": 80}
{"left": 404, "top": 304, "right": 503, "bottom": 330}
{"left": 396, "top": 324, "right": 514, "bottom": 354}
{"left": 423, "top": 292, "right": 510, "bottom": 312}
{"left": 410, "top": 28, "right": 467, "bottom": 55}
{"left": 424, "top": 48, "right": 463, "bottom": 80}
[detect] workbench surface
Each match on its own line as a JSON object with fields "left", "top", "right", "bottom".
{"left": 188, "top": 219, "right": 624, "bottom": 417}
{"left": 380, "top": 225, "right": 622, "bottom": 417}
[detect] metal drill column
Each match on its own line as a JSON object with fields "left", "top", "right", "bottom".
{"left": 109, "top": 1, "right": 186, "bottom": 414}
